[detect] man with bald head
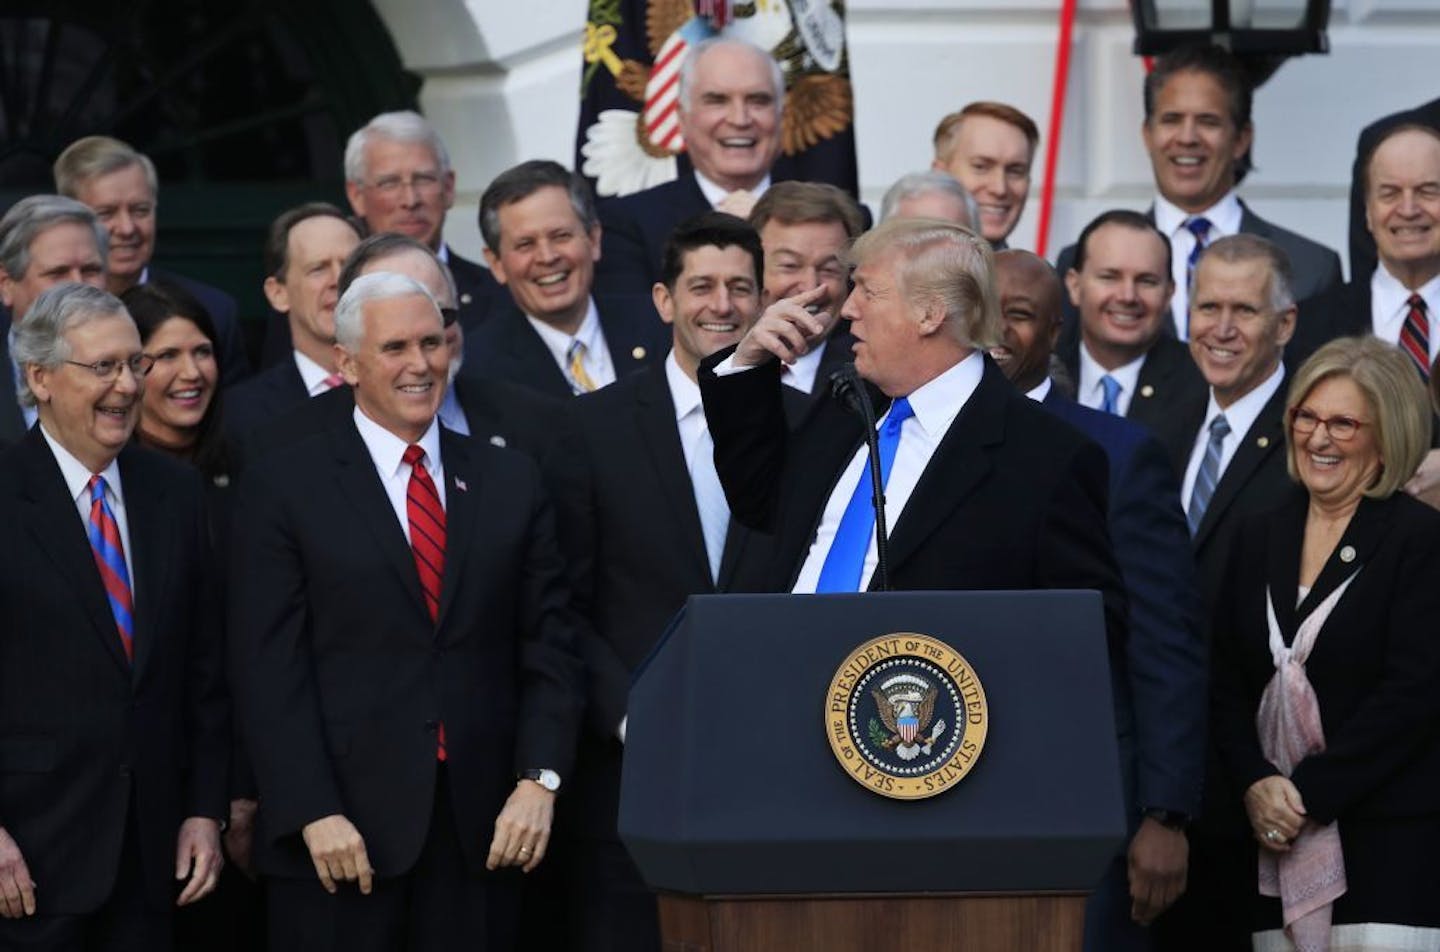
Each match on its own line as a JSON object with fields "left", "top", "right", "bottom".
{"left": 594, "top": 37, "right": 786, "bottom": 295}
{"left": 995, "top": 250, "right": 1205, "bottom": 949}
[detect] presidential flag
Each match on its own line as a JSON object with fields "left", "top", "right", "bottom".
{"left": 575, "top": 0, "right": 859, "bottom": 199}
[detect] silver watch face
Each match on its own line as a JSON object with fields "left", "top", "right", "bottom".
{"left": 538, "top": 769, "right": 561, "bottom": 792}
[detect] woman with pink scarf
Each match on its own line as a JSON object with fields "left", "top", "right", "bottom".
{"left": 1211, "top": 335, "right": 1440, "bottom": 952}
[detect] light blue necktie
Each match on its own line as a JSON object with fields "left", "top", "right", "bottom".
{"left": 690, "top": 426, "right": 729, "bottom": 584}
{"left": 815, "top": 398, "right": 915, "bottom": 593}
{"left": 1099, "top": 374, "right": 1122, "bottom": 416}
{"left": 1187, "top": 413, "right": 1230, "bottom": 535}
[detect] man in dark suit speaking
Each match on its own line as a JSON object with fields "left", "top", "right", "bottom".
{"left": 0, "top": 283, "right": 228, "bottom": 948}
{"left": 229, "top": 272, "right": 584, "bottom": 951}
{"left": 698, "top": 218, "right": 1126, "bottom": 647}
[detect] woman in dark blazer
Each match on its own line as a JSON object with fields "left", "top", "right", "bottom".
{"left": 1211, "top": 335, "right": 1440, "bottom": 950}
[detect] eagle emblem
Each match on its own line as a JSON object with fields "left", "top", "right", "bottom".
{"left": 871, "top": 674, "right": 947, "bottom": 762}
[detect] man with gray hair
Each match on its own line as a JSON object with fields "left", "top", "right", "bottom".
{"left": 467, "top": 159, "right": 666, "bottom": 399}
{"left": 54, "top": 135, "right": 250, "bottom": 384}
{"left": 594, "top": 36, "right": 787, "bottom": 296}
{"left": 879, "top": 170, "right": 979, "bottom": 230}
{"left": 0, "top": 282, "right": 228, "bottom": 947}
{"left": 343, "top": 110, "right": 500, "bottom": 333}
{"left": 0, "top": 195, "right": 109, "bottom": 446}
{"left": 696, "top": 217, "right": 1124, "bottom": 649}
{"left": 230, "top": 271, "right": 583, "bottom": 951}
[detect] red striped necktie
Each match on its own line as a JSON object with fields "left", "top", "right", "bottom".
{"left": 87, "top": 475, "right": 134, "bottom": 663}
{"left": 1400, "top": 294, "right": 1431, "bottom": 382}
{"left": 402, "top": 444, "right": 448, "bottom": 760}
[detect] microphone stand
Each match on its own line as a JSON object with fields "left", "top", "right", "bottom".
{"left": 829, "top": 363, "right": 890, "bottom": 592}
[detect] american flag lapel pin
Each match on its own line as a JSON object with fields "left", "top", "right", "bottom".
{"left": 454, "top": 476, "right": 468, "bottom": 492}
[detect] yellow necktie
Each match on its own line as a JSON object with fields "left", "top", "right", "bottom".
{"left": 567, "top": 340, "right": 597, "bottom": 394}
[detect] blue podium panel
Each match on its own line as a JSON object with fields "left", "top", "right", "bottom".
{"left": 620, "top": 591, "right": 1125, "bottom": 894}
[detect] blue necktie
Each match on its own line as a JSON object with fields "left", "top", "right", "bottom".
{"left": 1183, "top": 216, "right": 1213, "bottom": 337}
{"left": 1187, "top": 414, "right": 1230, "bottom": 535}
{"left": 1099, "top": 374, "right": 1122, "bottom": 416}
{"left": 815, "top": 398, "right": 915, "bottom": 593}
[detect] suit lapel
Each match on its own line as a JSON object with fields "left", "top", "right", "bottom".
{"left": 635, "top": 366, "right": 714, "bottom": 586}
{"left": 1295, "top": 495, "right": 1389, "bottom": 624}
{"left": 119, "top": 448, "right": 173, "bottom": 683}
{"left": 329, "top": 423, "right": 429, "bottom": 623}
{"left": 18, "top": 432, "right": 131, "bottom": 672}
{"left": 499, "top": 304, "right": 573, "bottom": 398}
{"left": 880, "top": 364, "right": 1004, "bottom": 583}
{"left": 435, "top": 431, "right": 479, "bottom": 631}
{"left": 1194, "top": 383, "right": 1287, "bottom": 547}
{"left": 0, "top": 332, "right": 27, "bottom": 445}
{"left": 596, "top": 295, "right": 660, "bottom": 380}
{"left": 1264, "top": 493, "right": 1306, "bottom": 642}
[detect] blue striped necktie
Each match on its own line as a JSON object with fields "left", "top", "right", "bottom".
{"left": 1099, "top": 374, "right": 1122, "bottom": 415}
{"left": 87, "top": 475, "right": 134, "bottom": 662}
{"left": 1187, "top": 414, "right": 1230, "bottom": 535}
{"left": 815, "top": 398, "right": 914, "bottom": 593}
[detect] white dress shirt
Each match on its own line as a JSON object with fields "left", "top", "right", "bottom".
{"left": 353, "top": 407, "right": 446, "bottom": 544}
{"left": 782, "top": 339, "right": 828, "bottom": 395}
{"left": 1077, "top": 343, "right": 1147, "bottom": 417}
{"left": 1181, "top": 362, "right": 1285, "bottom": 504}
{"left": 792, "top": 352, "right": 984, "bottom": 594}
{"left": 436, "top": 386, "right": 470, "bottom": 436}
{"left": 1371, "top": 265, "right": 1440, "bottom": 364}
{"left": 1154, "top": 190, "right": 1243, "bottom": 340}
{"left": 666, "top": 351, "right": 707, "bottom": 469}
{"left": 695, "top": 170, "right": 772, "bottom": 208}
{"left": 294, "top": 351, "right": 340, "bottom": 397}
{"left": 525, "top": 299, "right": 615, "bottom": 391}
{"left": 40, "top": 424, "right": 135, "bottom": 583}
{"left": 1024, "top": 377, "right": 1053, "bottom": 402}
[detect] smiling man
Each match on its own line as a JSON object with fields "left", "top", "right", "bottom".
{"left": 1150, "top": 233, "right": 1301, "bottom": 951}
{"left": 749, "top": 181, "right": 865, "bottom": 395}
{"left": 537, "top": 212, "right": 796, "bottom": 951}
{"left": 594, "top": 37, "right": 788, "bottom": 296}
{"left": 0, "top": 282, "right": 228, "bottom": 950}
{"left": 1059, "top": 210, "right": 1206, "bottom": 433}
{"left": 230, "top": 271, "right": 583, "bottom": 952}
{"left": 467, "top": 160, "right": 666, "bottom": 399}
{"left": 54, "top": 136, "right": 250, "bottom": 385}
{"left": 930, "top": 102, "right": 1038, "bottom": 248}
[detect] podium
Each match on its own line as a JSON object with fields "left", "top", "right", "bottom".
{"left": 620, "top": 591, "right": 1126, "bottom": 951}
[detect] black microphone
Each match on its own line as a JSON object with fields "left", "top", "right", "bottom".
{"left": 828, "top": 363, "right": 890, "bottom": 593}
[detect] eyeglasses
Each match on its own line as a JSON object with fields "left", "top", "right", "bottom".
{"left": 64, "top": 354, "right": 155, "bottom": 380}
{"left": 363, "top": 172, "right": 444, "bottom": 197}
{"left": 439, "top": 307, "right": 459, "bottom": 328}
{"left": 1289, "top": 407, "right": 1370, "bottom": 442}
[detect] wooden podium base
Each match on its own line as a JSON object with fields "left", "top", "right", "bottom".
{"left": 659, "top": 892, "right": 1087, "bottom": 951}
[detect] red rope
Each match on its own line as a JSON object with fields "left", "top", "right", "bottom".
{"left": 1036, "top": 0, "right": 1079, "bottom": 258}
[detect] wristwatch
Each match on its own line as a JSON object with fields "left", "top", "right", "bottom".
{"left": 520, "top": 768, "right": 562, "bottom": 792}
{"left": 1141, "top": 807, "right": 1189, "bottom": 831}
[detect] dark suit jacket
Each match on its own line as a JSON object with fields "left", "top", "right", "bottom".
{"left": 222, "top": 357, "right": 308, "bottom": 456}
{"left": 148, "top": 267, "right": 251, "bottom": 386}
{"left": 241, "top": 373, "right": 568, "bottom": 472}
{"left": 1348, "top": 97, "right": 1440, "bottom": 288}
{"left": 1055, "top": 201, "right": 1343, "bottom": 352}
{"left": 447, "top": 249, "right": 503, "bottom": 334}
{"left": 1289, "top": 279, "right": 1370, "bottom": 368}
{"left": 463, "top": 294, "right": 667, "bottom": 400}
{"left": 1212, "top": 490, "right": 1440, "bottom": 828}
{"left": 1154, "top": 380, "right": 1293, "bottom": 615}
{"left": 698, "top": 350, "right": 1127, "bottom": 649}
{"left": 546, "top": 363, "right": 803, "bottom": 836}
{"left": 594, "top": 173, "right": 712, "bottom": 298}
{"left": 1058, "top": 335, "right": 1208, "bottom": 436}
{"left": 229, "top": 424, "right": 584, "bottom": 879}
{"left": 0, "top": 432, "right": 228, "bottom": 913}
{"left": 0, "top": 332, "right": 27, "bottom": 449}
{"left": 1043, "top": 390, "right": 1205, "bottom": 818}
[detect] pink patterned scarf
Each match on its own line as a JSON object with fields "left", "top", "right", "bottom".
{"left": 1254, "top": 574, "right": 1358, "bottom": 952}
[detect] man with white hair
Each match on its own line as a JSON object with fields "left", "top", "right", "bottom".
{"left": 0, "top": 195, "right": 110, "bottom": 446}
{"left": 696, "top": 218, "right": 1124, "bottom": 649}
{"left": 344, "top": 110, "right": 501, "bottom": 333}
{"left": 594, "top": 37, "right": 787, "bottom": 296}
{"left": 879, "top": 170, "right": 979, "bottom": 228}
{"left": 0, "top": 282, "right": 228, "bottom": 949}
{"left": 230, "top": 271, "right": 584, "bottom": 951}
